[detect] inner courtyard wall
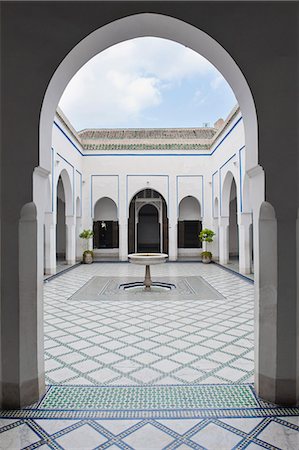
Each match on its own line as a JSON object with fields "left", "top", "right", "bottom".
{"left": 50, "top": 106, "right": 246, "bottom": 263}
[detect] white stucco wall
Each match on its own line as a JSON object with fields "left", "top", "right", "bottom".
{"left": 94, "top": 197, "right": 118, "bottom": 221}
{"left": 50, "top": 107, "right": 247, "bottom": 260}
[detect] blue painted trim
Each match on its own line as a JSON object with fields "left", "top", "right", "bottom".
{"left": 56, "top": 152, "right": 76, "bottom": 215}
{"left": 83, "top": 152, "right": 212, "bottom": 157}
{"left": 210, "top": 116, "right": 243, "bottom": 156}
{"left": 176, "top": 175, "right": 204, "bottom": 219}
{"left": 239, "top": 147, "right": 245, "bottom": 213}
{"left": 54, "top": 121, "right": 84, "bottom": 156}
{"left": 72, "top": 167, "right": 75, "bottom": 215}
{"left": 51, "top": 147, "right": 55, "bottom": 212}
{"left": 202, "top": 176, "right": 204, "bottom": 217}
{"left": 218, "top": 145, "right": 245, "bottom": 216}
{"left": 90, "top": 176, "right": 92, "bottom": 218}
{"left": 76, "top": 170, "right": 83, "bottom": 217}
{"left": 90, "top": 175, "right": 119, "bottom": 219}
{"left": 176, "top": 177, "right": 178, "bottom": 217}
{"left": 212, "top": 171, "right": 218, "bottom": 219}
{"left": 56, "top": 152, "right": 74, "bottom": 169}
{"left": 214, "top": 261, "right": 254, "bottom": 284}
{"left": 44, "top": 262, "right": 81, "bottom": 283}
{"left": 219, "top": 153, "right": 237, "bottom": 216}
{"left": 219, "top": 170, "right": 222, "bottom": 216}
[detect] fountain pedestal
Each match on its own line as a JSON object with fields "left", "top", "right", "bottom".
{"left": 127, "top": 253, "right": 170, "bottom": 291}
{"left": 144, "top": 265, "right": 152, "bottom": 291}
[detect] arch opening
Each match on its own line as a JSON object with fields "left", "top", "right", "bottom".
{"left": 35, "top": 12, "right": 267, "bottom": 404}
{"left": 40, "top": 13, "right": 259, "bottom": 173}
{"left": 93, "top": 197, "right": 119, "bottom": 256}
{"left": 229, "top": 178, "right": 239, "bottom": 260}
{"left": 178, "top": 196, "right": 202, "bottom": 257}
{"left": 56, "top": 176, "right": 66, "bottom": 264}
{"left": 128, "top": 189, "right": 168, "bottom": 254}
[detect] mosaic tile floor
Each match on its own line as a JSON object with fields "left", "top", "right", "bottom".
{"left": 1, "top": 263, "right": 298, "bottom": 449}
{"left": 43, "top": 263, "right": 254, "bottom": 386}
{"left": 1, "top": 384, "right": 299, "bottom": 449}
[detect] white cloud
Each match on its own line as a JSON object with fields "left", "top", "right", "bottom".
{"left": 210, "top": 74, "right": 224, "bottom": 90}
{"left": 59, "top": 37, "right": 227, "bottom": 129}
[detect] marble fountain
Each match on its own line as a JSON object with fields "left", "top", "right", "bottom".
{"left": 123, "top": 253, "right": 174, "bottom": 291}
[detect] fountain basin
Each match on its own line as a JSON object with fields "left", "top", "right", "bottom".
{"left": 128, "top": 253, "right": 168, "bottom": 265}
{"left": 128, "top": 253, "right": 169, "bottom": 291}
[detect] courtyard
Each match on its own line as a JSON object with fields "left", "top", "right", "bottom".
{"left": 0, "top": 262, "right": 298, "bottom": 449}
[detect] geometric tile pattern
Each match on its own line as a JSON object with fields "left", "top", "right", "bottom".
{"left": 38, "top": 384, "right": 258, "bottom": 411}
{"left": 69, "top": 276, "right": 225, "bottom": 301}
{"left": 1, "top": 406, "right": 299, "bottom": 449}
{"left": 1, "top": 264, "right": 298, "bottom": 449}
{"left": 44, "top": 262, "right": 255, "bottom": 386}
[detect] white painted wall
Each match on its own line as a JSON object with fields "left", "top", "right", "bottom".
{"left": 179, "top": 196, "right": 201, "bottom": 220}
{"left": 94, "top": 197, "right": 117, "bottom": 221}
{"left": 50, "top": 107, "right": 249, "bottom": 262}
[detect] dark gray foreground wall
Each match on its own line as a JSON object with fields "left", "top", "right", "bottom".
{"left": 1, "top": 1, "right": 298, "bottom": 407}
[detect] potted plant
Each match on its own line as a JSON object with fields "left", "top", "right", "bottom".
{"left": 79, "top": 229, "right": 94, "bottom": 264}
{"left": 199, "top": 228, "right": 215, "bottom": 263}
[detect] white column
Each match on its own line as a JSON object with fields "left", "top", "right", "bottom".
{"left": 119, "top": 221, "right": 128, "bottom": 260}
{"left": 76, "top": 217, "right": 83, "bottom": 260}
{"left": 238, "top": 212, "right": 252, "bottom": 274}
{"left": 212, "top": 219, "right": 219, "bottom": 259}
{"left": 65, "top": 215, "right": 76, "bottom": 264}
{"left": 44, "top": 212, "right": 56, "bottom": 274}
{"left": 168, "top": 222, "right": 177, "bottom": 260}
{"left": 168, "top": 176, "right": 177, "bottom": 261}
{"left": 219, "top": 216, "right": 229, "bottom": 264}
{"left": 118, "top": 175, "right": 128, "bottom": 261}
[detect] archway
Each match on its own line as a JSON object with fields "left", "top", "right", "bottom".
{"left": 75, "top": 197, "right": 82, "bottom": 261}
{"left": 178, "top": 196, "right": 202, "bottom": 259}
{"left": 213, "top": 197, "right": 219, "bottom": 259}
{"left": 40, "top": 14, "right": 258, "bottom": 173}
{"left": 56, "top": 176, "right": 66, "bottom": 264}
{"left": 93, "top": 197, "right": 119, "bottom": 259}
{"left": 32, "top": 13, "right": 274, "bottom": 407}
{"left": 138, "top": 204, "right": 160, "bottom": 252}
{"left": 229, "top": 178, "right": 239, "bottom": 262}
{"left": 128, "top": 189, "right": 168, "bottom": 254}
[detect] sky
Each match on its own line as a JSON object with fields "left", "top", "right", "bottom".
{"left": 59, "top": 37, "right": 237, "bottom": 130}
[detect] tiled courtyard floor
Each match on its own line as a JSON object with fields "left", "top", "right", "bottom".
{"left": 1, "top": 263, "right": 298, "bottom": 449}
{"left": 44, "top": 263, "right": 254, "bottom": 386}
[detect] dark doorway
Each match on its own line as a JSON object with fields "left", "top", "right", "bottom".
{"left": 178, "top": 221, "right": 202, "bottom": 248}
{"left": 137, "top": 204, "right": 160, "bottom": 252}
{"left": 93, "top": 221, "right": 119, "bottom": 249}
{"left": 128, "top": 189, "right": 168, "bottom": 254}
{"left": 229, "top": 180, "right": 239, "bottom": 258}
{"left": 56, "top": 177, "right": 66, "bottom": 262}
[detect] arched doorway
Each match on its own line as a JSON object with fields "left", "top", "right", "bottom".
{"left": 128, "top": 189, "right": 168, "bottom": 254}
{"left": 229, "top": 178, "right": 239, "bottom": 262}
{"left": 138, "top": 204, "right": 160, "bottom": 253}
{"left": 178, "top": 196, "right": 202, "bottom": 259}
{"left": 93, "top": 197, "right": 119, "bottom": 258}
{"left": 56, "top": 176, "right": 66, "bottom": 264}
{"left": 213, "top": 197, "right": 219, "bottom": 259}
{"left": 31, "top": 13, "right": 281, "bottom": 408}
{"left": 75, "top": 197, "right": 82, "bottom": 261}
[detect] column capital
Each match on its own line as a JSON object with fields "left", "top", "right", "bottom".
{"left": 65, "top": 215, "right": 76, "bottom": 226}
{"left": 218, "top": 216, "right": 229, "bottom": 226}
{"left": 44, "top": 211, "right": 56, "bottom": 225}
{"left": 238, "top": 212, "right": 253, "bottom": 226}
